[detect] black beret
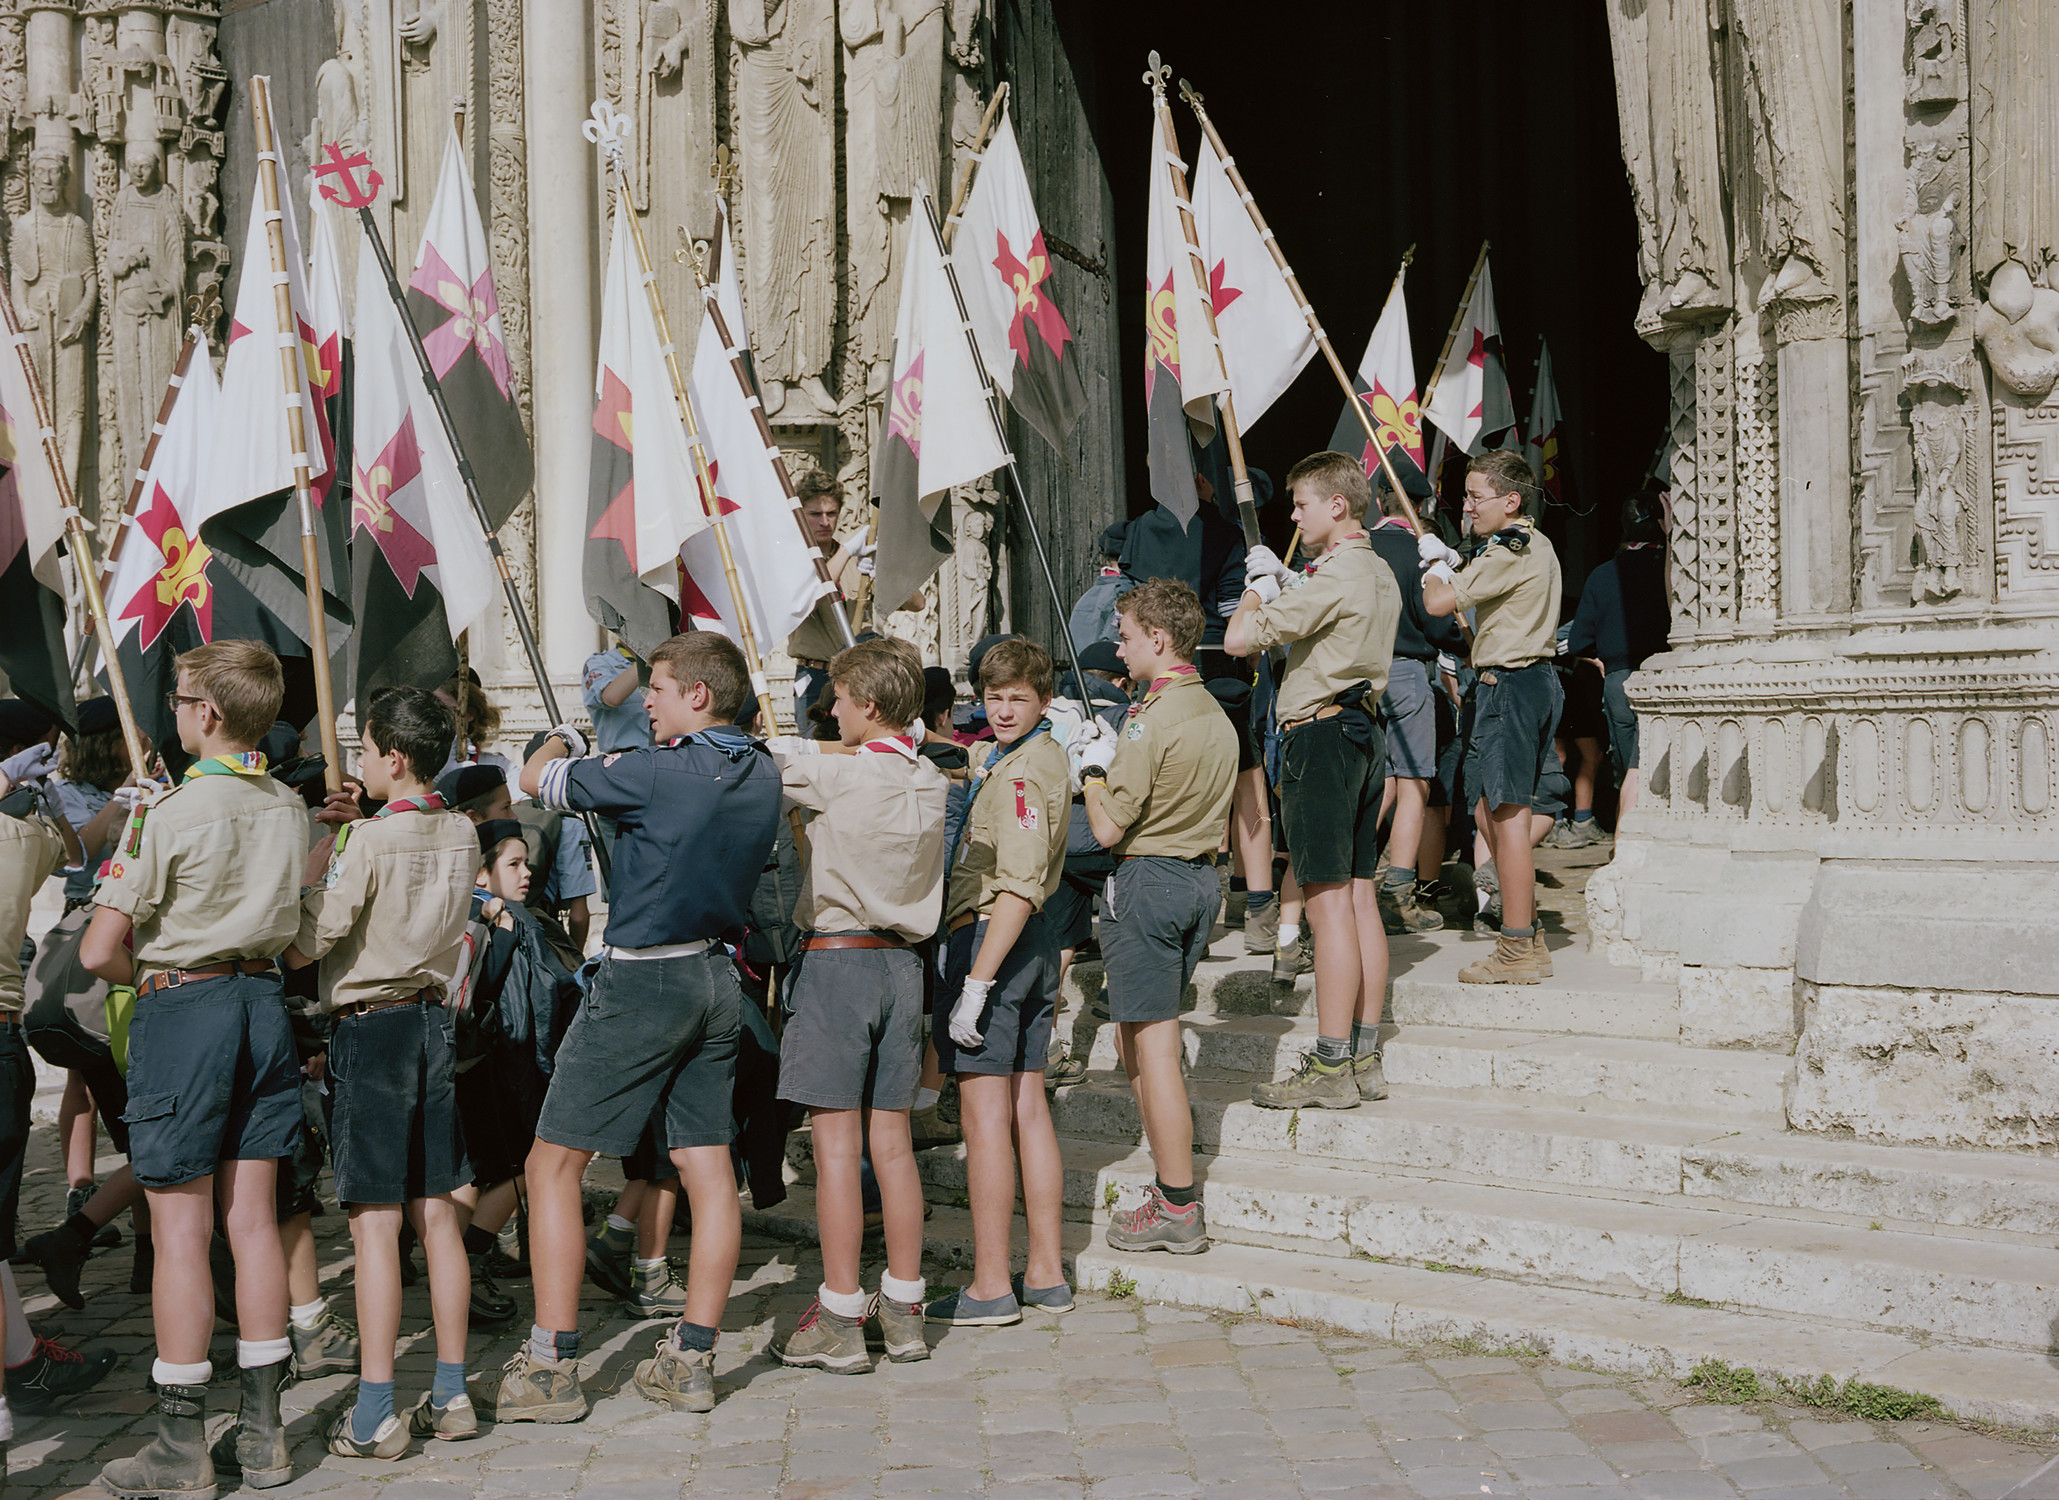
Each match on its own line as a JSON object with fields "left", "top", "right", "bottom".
{"left": 0, "top": 699, "right": 55, "bottom": 751}
{"left": 259, "top": 721, "right": 302, "bottom": 766}
{"left": 1078, "top": 640, "right": 1125, "bottom": 677}
{"left": 1099, "top": 520, "right": 1130, "bottom": 557}
{"left": 921, "top": 666, "right": 956, "bottom": 716}
{"left": 437, "top": 764, "right": 508, "bottom": 808}
{"left": 475, "top": 817, "right": 526, "bottom": 859}
{"left": 75, "top": 696, "right": 119, "bottom": 737}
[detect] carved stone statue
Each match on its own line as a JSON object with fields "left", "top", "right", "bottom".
{"left": 731, "top": 0, "right": 835, "bottom": 422}
{"left": 1969, "top": 0, "right": 2059, "bottom": 298}
{"left": 10, "top": 151, "right": 96, "bottom": 491}
{"left": 106, "top": 140, "right": 186, "bottom": 464}
{"left": 1907, "top": 0, "right": 1961, "bottom": 104}
{"left": 1908, "top": 402, "right": 1975, "bottom": 601}
{"left": 1973, "top": 259, "right": 2059, "bottom": 401}
{"left": 630, "top": 0, "right": 715, "bottom": 344}
{"left": 1733, "top": 0, "right": 1846, "bottom": 319}
{"left": 1899, "top": 178, "right": 1958, "bottom": 325}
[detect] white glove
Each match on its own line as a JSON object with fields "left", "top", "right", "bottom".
{"left": 909, "top": 718, "right": 927, "bottom": 746}
{"left": 949, "top": 976, "right": 993, "bottom": 1049}
{"left": 1070, "top": 720, "right": 1117, "bottom": 788}
{"left": 856, "top": 551, "right": 877, "bottom": 578}
{"left": 763, "top": 735, "right": 818, "bottom": 761}
{"left": 0, "top": 741, "right": 58, "bottom": 785}
{"left": 546, "top": 722, "right": 589, "bottom": 759}
{"left": 1418, "top": 533, "right": 1462, "bottom": 570}
{"left": 1245, "top": 572, "right": 1283, "bottom": 606}
{"left": 112, "top": 784, "right": 145, "bottom": 813}
{"left": 1244, "top": 544, "right": 1293, "bottom": 586}
{"left": 1425, "top": 560, "right": 1455, "bottom": 586}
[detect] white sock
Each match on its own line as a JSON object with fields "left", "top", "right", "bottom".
{"left": 289, "top": 1298, "right": 327, "bottom": 1331}
{"left": 0, "top": 1265, "right": 35, "bottom": 1366}
{"left": 633, "top": 1257, "right": 665, "bottom": 1273}
{"left": 0, "top": 1394, "right": 12, "bottom": 1443}
{"left": 152, "top": 1357, "right": 212, "bottom": 1387}
{"left": 1277, "top": 923, "right": 1301, "bottom": 949}
{"left": 913, "top": 1086, "right": 941, "bottom": 1112}
{"left": 605, "top": 1214, "right": 636, "bottom": 1234}
{"left": 879, "top": 1272, "right": 925, "bottom": 1305}
{"left": 237, "top": 1336, "right": 291, "bottom": 1369}
{"left": 818, "top": 1283, "right": 868, "bottom": 1320}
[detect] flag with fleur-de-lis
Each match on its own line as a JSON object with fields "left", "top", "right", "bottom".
{"left": 406, "top": 128, "right": 532, "bottom": 528}
{"left": 1329, "top": 266, "right": 1430, "bottom": 496}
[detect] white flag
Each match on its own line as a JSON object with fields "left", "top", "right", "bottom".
{"left": 1144, "top": 113, "right": 1225, "bottom": 521}
{"left": 1423, "top": 249, "right": 1516, "bottom": 456}
{"left": 1190, "top": 135, "right": 1315, "bottom": 434}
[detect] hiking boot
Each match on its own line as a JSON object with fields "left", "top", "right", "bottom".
{"left": 1554, "top": 817, "right": 1608, "bottom": 849}
{"left": 323, "top": 1408, "right": 408, "bottom": 1460}
{"left": 1459, "top": 931, "right": 1546, "bottom": 985}
{"left": 1378, "top": 883, "right": 1445, "bottom": 935}
{"left": 1251, "top": 1051, "right": 1359, "bottom": 1110}
{"left": 585, "top": 1224, "right": 635, "bottom": 1301}
{"left": 935, "top": 1077, "right": 960, "bottom": 1128}
{"left": 18, "top": 1219, "right": 93, "bottom": 1310}
{"left": 98, "top": 1381, "right": 213, "bottom": 1500}
{"left": 775, "top": 1300, "right": 871, "bottom": 1373}
{"left": 909, "top": 1101, "right": 960, "bottom": 1148}
{"left": 1043, "top": 1053, "right": 1088, "bottom": 1089}
{"left": 629, "top": 1261, "right": 689, "bottom": 1319}
{"left": 1271, "top": 932, "right": 1312, "bottom": 982}
{"left": 1244, "top": 897, "right": 1279, "bottom": 955}
{"left": 1416, "top": 878, "right": 1456, "bottom": 912}
{"left": 67, "top": 1185, "right": 121, "bottom": 1249}
{"left": 408, "top": 1392, "right": 479, "bottom": 1441}
{"left": 1104, "top": 1183, "right": 1209, "bottom": 1254}
{"left": 1353, "top": 1049, "right": 1390, "bottom": 1102}
{"left": 493, "top": 1346, "right": 589, "bottom": 1423}
{"left": 633, "top": 1334, "right": 716, "bottom": 1412}
{"left": 290, "top": 1310, "right": 360, "bottom": 1378}
{"left": 7, "top": 1335, "right": 115, "bottom": 1413}
{"left": 867, "top": 1293, "right": 929, "bottom": 1362}
{"left": 1533, "top": 931, "right": 1554, "bottom": 978}
{"left": 922, "top": 1288, "right": 1021, "bottom": 1326}
{"left": 129, "top": 1234, "right": 155, "bottom": 1295}
{"left": 208, "top": 1359, "right": 291, "bottom": 1488}
{"left": 469, "top": 1254, "right": 518, "bottom": 1323}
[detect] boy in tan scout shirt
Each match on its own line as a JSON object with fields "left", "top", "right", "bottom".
{"left": 286, "top": 686, "right": 484, "bottom": 1456}
{"left": 1075, "top": 580, "right": 1238, "bottom": 1254}
{"left": 1422, "top": 449, "right": 1566, "bottom": 985}
{"left": 762, "top": 638, "right": 948, "bottom": 1372}
{"left": 926, "top": 639, "right": 1071, "bottom": 1326}
{"left": 1226, "top": 451, "right": 1403, "bottom": 1112}
{"left": 82, "top": 642, "right": 309, "bottom": 1497}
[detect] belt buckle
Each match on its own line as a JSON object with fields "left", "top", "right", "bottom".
{"left": 157, "top": 969, "right": 186, "bottom": 992}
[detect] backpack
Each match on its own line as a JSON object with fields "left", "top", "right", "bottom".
{"left": 23, "top": 907, "right": 113, "bottom": 1072}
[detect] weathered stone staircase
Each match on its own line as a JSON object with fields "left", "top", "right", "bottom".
{"left": 756, "top": 909, "right": 2059, "bottom": 1428}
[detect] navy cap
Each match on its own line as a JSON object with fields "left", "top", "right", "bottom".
{"left": 258, "top": 721, "right": 301, "bottom": 766}
{"left": 438, "top": 764, "right": 508, "bottom": 809}
{"left": 1099, "top": 520, "right": 1130, "bottom": 557}
{"left": 475, "top": 817, "right": 526, "bottom": 859}
{"left": 1078, "top": 639, "right": 1125, "bottom": 677}
{"left": 75, "top": 696, "right": 119, "bottom": 737}
{"left": 0, "top": 700, "right": 53, "bottom": 752}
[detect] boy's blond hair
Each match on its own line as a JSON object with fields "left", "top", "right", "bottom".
{"left": 1114, "top": 578, "right": 1206, "bottom": 661}
{"left": 829, "top": 637, "right": 924, "bottom": 729}
{"left": 1284, "top": 450, "right": 1374, "bottom": 522}
{"left": 175, "top": 640, "right": 285, "bottom": 746}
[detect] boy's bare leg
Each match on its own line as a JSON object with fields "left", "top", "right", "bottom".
{"left": 1231, "top": 769, "right": 1273, "bottom": 897}
{"left": 1417, "top": 806, "right": 1448, "bottom": 881}
{"left": 409, "top": 1195, "right": 472, "bottom": 1364}
{"left": 1349, "top": 878, "right": 1390, "bottom": 1028}
{"left": 1117, "top": 1019, "right": 1191, "bottom": 1191}
{"left": 471, "top": 1178, "right": 521, "bottom": 1238}
{"left": 1491, "top": 802, "right": 1537, "bottom": 929}
{"left": 60, "top": 1072, "right": 96, "bottom": 1190}
{"left": 668, "top": 1145, "right": 740, "bottom": 1333}
{"left": 637, "top": 1180, "right": 678, "bottom": 1262}
{"left": 864, "top": 1107, "right": 923, "bottom": 1286}
{"left": 525, "top": 1140, "right": 598, "bottom": 1334}
{"left": 1301, "top": 881, "right": 1363, "bottom": 1042}
{"left": 808, "top": 1107, "right": 865, "bottom": 1297}
{"left": 612, "top": 1179, "right": 649, "bottom": 1226}
{"left": 957, "top": 1073, "right": 1016, "bottom": 1302}
{"left": 279, "top": 1211, "right": 319, "bottom": 1308}
{"left": 349, "top": 1205, "right": 405, "bottom": 1383}
{"left": 1010, "top": 1074, "right": 1065, "bottom": 1293}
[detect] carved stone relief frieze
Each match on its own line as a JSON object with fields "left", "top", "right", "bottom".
{"left": 1731, "top": 0, "right": 1846, "bottom": 338}
{"left": 1735, "top": 351, "right": 1780, "bottom": 619}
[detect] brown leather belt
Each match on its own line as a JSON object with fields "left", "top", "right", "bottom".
{"left": 794, "top": 657, "right": 831, "bottom": 671}
{"left": 0, "top": 1012, "right": 19, "bottom": 1024}
{"left": 948, "top": 912, "right": 980, "bottom": 934}
{"left": 1279, "top": 703, "right": 1345, "bottom": 733}
{"left": 137, "top": 960, "right": 275, "bottom": 998}
{"left": 1122, "top": 853, "right": 1212, "bottom": 864}
{"left": 802, "top": 933, "right": 908, "bottom": 951}
{"left": 345, "top": 986, "right": 445, "bottom": 1018}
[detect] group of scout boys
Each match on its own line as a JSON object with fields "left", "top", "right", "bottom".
{"left": 0, "top": 444, "right": 1563, "bottom": 1492}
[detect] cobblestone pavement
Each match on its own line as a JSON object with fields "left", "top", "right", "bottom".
{"left": 0, "top": 1123, "right": 2050, "bottom": 1500}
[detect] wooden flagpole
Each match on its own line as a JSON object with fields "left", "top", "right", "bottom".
{"left": 249, "top": 76, "right": 344, "bottom": 793}
{"left": 1180, "top": 80, "right": 1427, "bottom": 538}
{"left": 1419, "top": 238, "right": 1491, "bottom": 446}
{"left": 0, "top": 282, "right": 152, "bottom": 783}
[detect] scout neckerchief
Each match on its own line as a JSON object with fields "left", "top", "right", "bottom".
{"left": 1461, "top": 513, "right": 1535, "bottom": 563}
{"left": 860, "top": 734, "right": 917, "bottom": 759}
{"left": 332, "top": 789, "right": 448, "bottom": 859}
{"left": 662, "top": 726, "right": 757, "bottom": 763}
{"left": 947, "top": 719, "right": 1051, "bottom": 880}
{"left": 1128, "top": 664, "right": 1198, "bottom": 723}
{"left": 182, "top": 750, "right": 269, "bottom": 780}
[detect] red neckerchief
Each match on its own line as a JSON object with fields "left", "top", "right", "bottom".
{"left": 1099, "top": 565, "right": 1121, "bottom": 577}
{"left": 375, "top": 792, "right": 447, "bottom": 819}
{"left": 1375, "top": 516, "right": 1413, "bottom": 533}
{"left": 860, "top": 734, "right": 917, "bottom": 758}
{"left": 1141, "top": 664, "right": 1200, "bottom": 707}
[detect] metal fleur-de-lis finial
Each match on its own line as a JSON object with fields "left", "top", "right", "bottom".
{"left": 583, "top": 99, "right": 631, "bottom": 168}
{"left": 1143, "top": 50, "right": 1169, "bottom": 98}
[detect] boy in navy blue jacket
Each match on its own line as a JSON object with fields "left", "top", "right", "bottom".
{"left": 503, "top": 634, "right": 780, "bottom": 1421}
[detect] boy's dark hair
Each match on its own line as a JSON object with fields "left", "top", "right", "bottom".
{"left": 650, "top": 632, "right": 751, "bottom": 722}
{"left": 365, "top": 686, "right": 457, "bottom": 784}
{"left": 829, "top": 637, "right": 925, "bottom": 729}
{"left": 1468, "top": 449, "right": 1542, "bottom": 518}
{"left": 977, "top": 638, "right": 1055, "bottom": 700}
{"left": 795, "top": 469, "right": 845, "bottom": 503}
{"left": 1284, "top": 451, "right": 1374, "bottom": 522}
{"left": 1115, "top": 578, "right": 1206, "bottom": 660}
{"left": 175, "top": 640, "right": 285, "bottom": 745}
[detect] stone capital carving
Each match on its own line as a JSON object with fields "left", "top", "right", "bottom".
{"left": 1974, "top": 259, "right": 2059, "bottom": 402}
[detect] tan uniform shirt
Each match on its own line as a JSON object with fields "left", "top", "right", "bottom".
{"left": 1099, "top": 672, "right": 1238, "bottom": 860}
{"left": 1242, "top": 533, "right": 1401, "bottom": 723}
{"left": 0, "top": 811, "right": 65, "bottom": 1012}
{"left": 295, "top": 805, "right": 480, "bottom": 1013}
{"left": 787, "top": 599, "right": 846, "bottom": 664}
{"left": 777, "top": 741, "right": 949, "bottom": 943}
{"left": 1451, "top": 523, "right": 1563, "bottom": 669}
{"left": 97, "top": 772, "right": 307, "bottom": 973}
{"left": 945, "top": 728, "right": 1069, "bottom": 924}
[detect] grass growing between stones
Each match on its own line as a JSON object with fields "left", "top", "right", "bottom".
{"left": 1104, "top": 1269, "right": 1138, "bottom": 1300}
{"left": 1683, "top": 1358, "right": 1951, "bottom": 1423}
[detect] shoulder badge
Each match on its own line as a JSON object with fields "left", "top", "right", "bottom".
{"left": 1125, "top": 720, "right": 1145, "bottom": 741}
{"left": 603, "top": 752, "right": 623, "bottom": 767}
{"left": 1012, "top": 778, "right": 1037, "bottom": 830}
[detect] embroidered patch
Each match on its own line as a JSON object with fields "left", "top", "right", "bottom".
{"left": 1013, "top": 780, "right": 1037, "bottom": 829}
{"left": 1125, "top": 721, "right": 1145, "bottom": 741}
{"left": 108, "top": 861, "right": 124, "bottom": 880}
{"left": 603, "top": 752, "right": 623, "bottom": 767}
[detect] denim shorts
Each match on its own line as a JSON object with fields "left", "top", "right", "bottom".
{"left": 537, "top": 949, "right": 740, "bottom": 1156}
{"left": 122, "top": 970, "right": 304, "bottom": 1189}
{"left": 328, "top": 999, "right": 470, "bottom": 1205}
{"left": 0, "top": 1027, "right": 33, "bottom": 1259}
{"left": 777, "top": 945, "right": 925, "bottom": 1111}
{"left": 1100, "top": 856, "right": 1218, "bottom": 1024}
{"left": 933, "top": 914, "right": 1059, "bottom": 1077}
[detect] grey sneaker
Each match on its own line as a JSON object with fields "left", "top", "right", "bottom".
{"left": 290, "top": 1310, "right": 360, "bottom": 1378}
{"left": 407, "top": 1392, "right": 479, "bottom": 1441}
{"left": 1271, "top": 932, "right": 1312, "bottom": 982}
{"left": 1554, "top": 817, "right": 1608, "bottom": 849}
{"left": 493, "top": 1346, "right": 589, "bottom": 1423}
{"left": 629, "top": 1261, "right": 689, "bottom": 1319}
{"left": 922, "top": 1288, "right": 1022, "bottom": 1326}
{"left": 775, "top": 1300, "right": 871, "bottom": 1373}
{"left": 1105, "top": 1183, "right": 1209, "bottom": 1254}
{"left": 325, "top": 1408, "right": 409, "bottom": 1459}
{"left": 1251, "top": 1051, "right": 1360, "bottom": 1110}
{"left": 1012, "top": 1275, "right": 1077, "bottom": 1312}
{"left": 867, "top": 1293, "right": 930, "bottom": 1362}
{"left": 1353, "top": 1049, "right": 1390, "bottom": 1102}
{"left": 634, "top": 1334, "right": 717, "bottom": 1411}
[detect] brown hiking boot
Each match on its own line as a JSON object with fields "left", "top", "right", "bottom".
{"left": 1533, "top": 931, "right": 1553, "bottom": 977}
{"left": 1244, "top": 897, "right": 1279, "bottom": 955}
{"left": 1271, "top": 931, "right": 1312, "bottom": 982}
{"left": 1378, "top": 883, "right": 1445, "bottom": 935}
{"left": 1458, "top": 931, "right": 1545, "bottom": 985}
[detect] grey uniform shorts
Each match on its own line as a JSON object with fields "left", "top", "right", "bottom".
{"left": 1100, "top": 855, "right": 1218, "bottom": 1024}
{"left": 777, "top": 943, "right": 925, "bottom": 1111}
{"left": 934, "top": 914, "right": 1059, "bottom": 1077}
{"left": 1379, "top": 658, "right": 1440, "bottom": 780}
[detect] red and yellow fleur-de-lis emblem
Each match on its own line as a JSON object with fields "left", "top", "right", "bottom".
{"left": 888, "top": 350, "right": 925, "bottom": 458}
{"left": 119, "top": 482, "right": 214, "bottom": 647}
{"left": 351, "top": 412, "right": 435, "bottom": 592}
{"left": 1535, "top": 428, "right": 1561, "bottom": 498}
{"left": 1369, "top": 386, "right": 1424, "bottom": 466}
{"left": 1146, "top": 270, "right": 1180, "bottom": 383}
{"left": 992, "top": 229, "right": 1073, "bottom": 368}
{"left": 154, "top": 521, "right": 209, "bottom": 615}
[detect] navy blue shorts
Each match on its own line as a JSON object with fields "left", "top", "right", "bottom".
{"left": 329, "top": 999, "right": 470, "bottom": 1205}
{"left": 934, "top": 915, "right": 1059, "bottom": 1077}
{"left": 122, "top": 970, "right": 304, "bottom": 1190}
{"left": 0, "top": 1027, "right": 33, "bottom": 1259}
{"left": 1100, "top": 856, "right": 1217, "bottom": 1024}
{"left": 1279, "top": 713, "right": 1387, "bottom": 886}
{"left": 1463, "top": 662, "right": 1565, "bottom": 812}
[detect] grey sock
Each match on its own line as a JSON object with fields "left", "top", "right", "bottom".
{"left": 1349, "top": 1021, "right": 1380, "bottom": 1059}
{"left": 1314, "top": 1034, "right": 1351, "bottom": 1063}
{"left": 1501, "top": 923, "right": 1536, "bottom": 941}
{"left": 1383, "top": 865, "right": 1415, "bottom": 892}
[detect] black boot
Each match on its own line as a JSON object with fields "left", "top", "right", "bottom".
{"left": 129, "top": 1233, "right": 155, "bottom": 1295}
{"left": 206, "top": 1360, "right": 291, "bottom": 1490}
{"left": 18, "top": 1216, "right": 93, "bottom": 1310}
{"left": 98, "top": 1381, "right": 215, "bottom": 1499}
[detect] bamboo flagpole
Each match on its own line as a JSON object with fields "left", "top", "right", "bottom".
{"left": 0, "top": 282, "right": 152, "bottom": 783}
{"left": 585, "top": 101, "right": 784, "bottom": 738}
{"left": 249, "top": 76, "right": 344, "bottom": 793}
{"left": 1183, "top": 76, "right": 1428, "bottom": 538}
{"left": 1419, "top": 238, "right": 1492, "bottom": 451}
{"left": 310, "top": 141, "right": 615, "bottom": 890}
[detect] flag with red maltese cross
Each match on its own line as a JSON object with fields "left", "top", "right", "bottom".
{"left": 870, "top": 193, "right": 1013, "bottom": 616}
{"left": 584, "top": 196, "right": 706, "bottom": 656}
{"left": 678, "top": 200, "right": 829, "bottom": 647}
{"left": 949, "top": 105, "right": 1086, "bottom": 454}
{"left": 1423, "top": 248, "right": 1517, "bottom": 456}
{"left": 0, "top": 310, "right": 74, "bottom": 727}
{"left": 1144, "top": 111, "right": 1225, "bottom": 524}
{"left": 347, "top": 220, "right": 498, "bottom": 704}
{"left": 1329, "top": 265, "right": 1429, "bottom": 495}
{"left": 407, "top": 128, "right": 533, "bottom": 527}
{"left": 1190, "top": 134, "right": 1314, "bottom": 436}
